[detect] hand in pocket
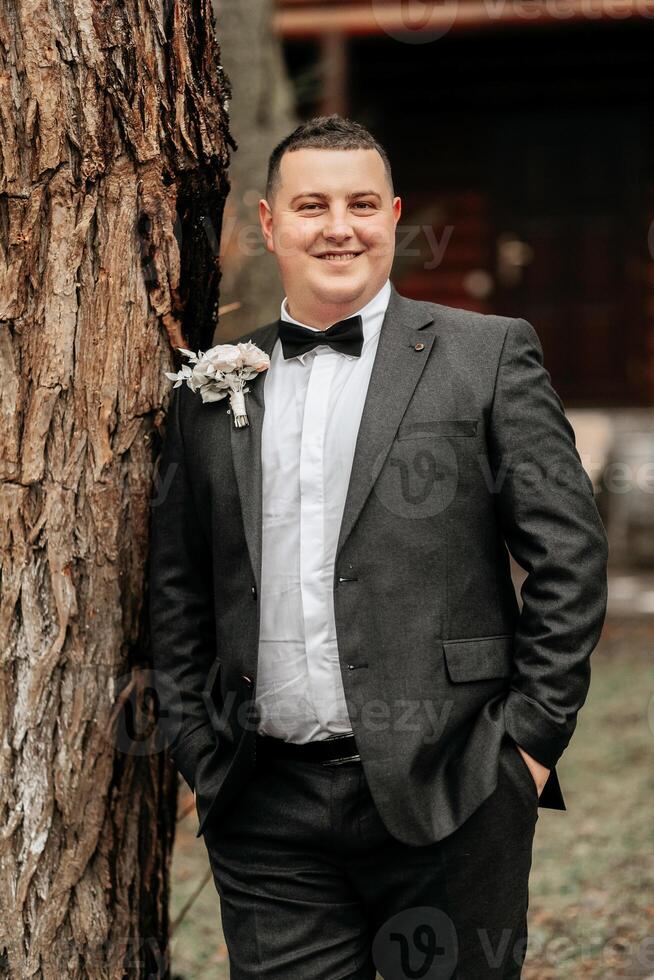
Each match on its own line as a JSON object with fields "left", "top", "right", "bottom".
{"left": 515, "top": 743, "right": 550, "bottom": 797}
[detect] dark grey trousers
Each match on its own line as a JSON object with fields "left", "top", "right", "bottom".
{"left": 201, "top": 734, "right": 539, "bottom": 979}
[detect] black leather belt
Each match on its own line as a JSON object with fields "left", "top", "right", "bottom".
{"left": 256, "top": 732, "right": 361, "bottom": 766}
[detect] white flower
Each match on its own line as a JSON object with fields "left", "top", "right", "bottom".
{"left": 203, "top": 344, "right": 243, "bottom": 373}
{"left": 164, "top": 341, "right": 270, "bottom": 428}
{"left": 237, "top": 341, "right": 271, "bottom": 373}
{"left": 199, "top": 386, "right": 228, "bottom": 404}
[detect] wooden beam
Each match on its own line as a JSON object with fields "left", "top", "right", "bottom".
{"left": 274, "top": 0, "right": 654, "bottom": 38}
{"left": 319, "top": 32, "right": 348, "bottom": 116}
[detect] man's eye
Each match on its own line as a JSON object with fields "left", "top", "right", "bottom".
{"left": 298, "top": 202, "right": 374, "bottom": 211}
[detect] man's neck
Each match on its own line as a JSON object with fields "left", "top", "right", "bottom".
{"left": 284, "top": 283, "right": 387, "bottom": 331}
{"left": 284, "top": 302, "right": 358, "bottom": 332}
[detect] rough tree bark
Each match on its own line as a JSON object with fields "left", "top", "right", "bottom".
{"left": 0, "top": 1, "right": 233, "bottom": 976}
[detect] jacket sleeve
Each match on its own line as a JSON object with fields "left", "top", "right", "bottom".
{"left": 487, "top": 317, "right": 609, "bottom": 770}
{"left": 149, "top": 383, "right": 217, "bottom": 792}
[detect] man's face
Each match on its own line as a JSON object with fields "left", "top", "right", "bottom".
{"left": 259, "top": 148, "right": 401, "bottom": 327}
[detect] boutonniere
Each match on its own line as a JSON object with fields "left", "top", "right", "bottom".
{"left": 164, "top": 341, "right": 270, "bottom": 428}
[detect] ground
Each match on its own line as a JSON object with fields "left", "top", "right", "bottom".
{"left": 169, "top": 614, "right": 654, "bottom": 979}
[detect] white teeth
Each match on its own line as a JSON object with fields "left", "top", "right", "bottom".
{"left": 321, "top": 253, "right": 359, "bottom": 261}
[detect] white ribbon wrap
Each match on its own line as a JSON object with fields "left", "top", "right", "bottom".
{"left": 229, "top": 388, "right": 249, "bottom": 428}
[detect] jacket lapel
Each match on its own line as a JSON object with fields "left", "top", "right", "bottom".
{"left": 229, "top": 320, "right": 278, "bottom": 601}
{"left": 334, "top": 286, "right": 436, "bottom": 564}
{"left": 229, "top": 284, "right": 438, "bottom": 599}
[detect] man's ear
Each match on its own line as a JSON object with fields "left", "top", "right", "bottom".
{"left": 392, "top": 196, "right": 402, "bottom": 226}
{"left": 259, "top": 199, "right": 274, "bottom": 254}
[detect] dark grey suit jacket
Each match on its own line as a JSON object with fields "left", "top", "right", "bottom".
{"left": 149, "top": 283, "right": 608, "bottom": 846}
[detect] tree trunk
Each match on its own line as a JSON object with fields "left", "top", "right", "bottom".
{"left": 212, "top": 0, "right": 298, "bottom": 340}
{"left": 0, "top": 2, "right": 233, "bottom": 976}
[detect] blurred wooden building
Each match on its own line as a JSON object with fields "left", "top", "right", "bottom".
{"left": 274, "top": 2, "right": 654, "bottom": 406}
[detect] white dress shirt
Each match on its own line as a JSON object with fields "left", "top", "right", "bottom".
{"left": 255, "top": 278, "right": 392, "bottom": 742}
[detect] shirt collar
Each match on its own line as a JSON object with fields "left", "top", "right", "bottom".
{"left": 279, "top": 279, "right": 392, "bottom": 363}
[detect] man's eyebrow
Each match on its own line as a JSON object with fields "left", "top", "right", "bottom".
{"left": 289, "top": 190, "right": 382, "bottom": 205}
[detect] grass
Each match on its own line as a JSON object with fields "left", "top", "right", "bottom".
{"left": 170, "top": 616, "right": 654, "bottom": 979}
{"left": 523, "top": 616, "right": 654, "bottom": 979}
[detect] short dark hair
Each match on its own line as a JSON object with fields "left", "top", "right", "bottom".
{"left": 265, "top": 114, "right": 394, "bottom": 203}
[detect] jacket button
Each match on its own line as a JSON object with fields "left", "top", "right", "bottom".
{"left": 242, "top": 674, "right": 253, "bottom": 687}
{"left": 251, "top": 585, "right": 257, "bottom": 599}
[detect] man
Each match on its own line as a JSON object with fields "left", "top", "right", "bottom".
{"left": 149, "top": 115, "right": 608, "bottom": 978}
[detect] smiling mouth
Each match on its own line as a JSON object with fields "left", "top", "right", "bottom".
{"left": 315, "top": 252, "right": 364, "bottom": 262}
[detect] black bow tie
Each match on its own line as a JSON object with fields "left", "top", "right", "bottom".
{"left": 278, "top": 315, "right": 364, "bottom": 360}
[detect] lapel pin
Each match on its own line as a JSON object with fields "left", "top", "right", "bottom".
{"left": 414, "top": 342, "right": 425, "bottom": 351}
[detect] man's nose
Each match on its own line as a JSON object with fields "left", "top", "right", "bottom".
{"left": 322, "top": 211, "right": 354, "bottom": 241}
